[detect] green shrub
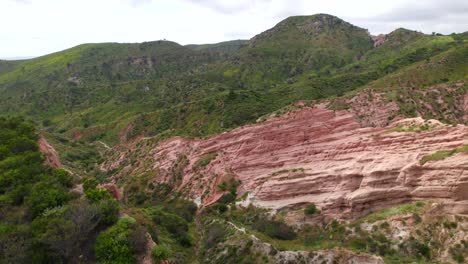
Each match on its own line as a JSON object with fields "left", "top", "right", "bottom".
{"left": 27, "top": 181, "right": 73, "bottom": 218}
{"left": 82, "top": 177, "right": 114, "bottom": 203}
{"left": 95, "top": 217, "right": 136, "bottom": 264}
{"left": 165, "top": 199, "right": 197, "bottom": 222}
{"left": 151, "top": 245, "right": 172, "bottom": 262}
{"left": 85, "top": 188, "right": 112, "bottom": 203}
{"left": 304, "top": 203, "right": 320, "bottom": 215}
{"left": 217, "top": 193, "right": 236, "bottom": 204}
{"left": 97, "top": 199, "right": 120, "bottom": 226}
{"left": 150, "top": 209, "right": 192, "bottom": 246}
{"left": 253, "top": 218, "right": 297, "bottom": 240}
{"left": 194, "top": 153, "right": 217, "bottom": 170}
{"left": 217, "top": 204, "right": 228, "bottom": 213}
{"left": 204, "top": 223, "right": 226, "bottom": 249}
{"left": 53, "top": 169, "right": 74, "bottom": 188}
{"left": 32, "top": 200, "right": 102, "bottom": 260}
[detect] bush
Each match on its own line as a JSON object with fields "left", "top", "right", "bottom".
{"left": 32, "top": 200, "right": 102, "bottom": 260}
{"left": 53, "top": 169, "right": 74, "bottom": 188}
{"left": 95, "top": 217, "right": 136, "bottom": 264}
{"left": 27, "top": 181, "right": 73, "bottom": 218}
{"left": 217, "top": 204, "right": 228, "bottom": 213}
{"left": 82, "top": 177, "right": 113, "bottom": 203}
{"left": 151, "top": 245, "right": 172, "bottom": 262}
{"left": 165, "top": 199, "right": 197, "bottom": 222}
{"left": 304, "top": 203, "right": 320, "bottom": 215}
{"left": 217, "top": 193, "right": 236, "bottom": 204}
{"left": 204, "top": 223, "right": 226, "bottom": 249}
{"left": 253, "top": 218, "right": 297, "bottom": 240}
{"left": 151, "top": 209, "right": 192, "bottom": 246}
{"left": 97, "top": 199, "right": 120, "bottom": 226}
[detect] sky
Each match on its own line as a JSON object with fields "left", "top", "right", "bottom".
{"left": 1, "top": 0, "right": 467, "bottom": 58}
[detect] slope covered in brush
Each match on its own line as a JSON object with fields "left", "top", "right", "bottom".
{"left": 0, "top": 14, "right": 466, "bottom": 144}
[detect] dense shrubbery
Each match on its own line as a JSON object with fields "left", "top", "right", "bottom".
{"left": 0, "top": 117, "right": 75, "bottom": 216}
{"left": 253, "top": 217, "right": 297, "bottom": 240}
{"left": 149, "top": 207, "right": 193, "bottom": 247}
{"left": 151, "top": 244, "right": 172, "bottom": 262}
{"left": 0, "top": 117, "right": 121, "bottom": 263}
{"left": 95, "top": 217, "right": 140, "bottom": 263}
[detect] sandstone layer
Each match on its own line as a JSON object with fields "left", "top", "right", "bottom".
{"left": 103, "top": 105, "right": 467, "bottom": 219}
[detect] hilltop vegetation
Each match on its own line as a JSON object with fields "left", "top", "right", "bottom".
{"left": 0, "top": 15, "right": 467, "bottom": 144}
{"left": 0, "top": 14, "right": 465, "bottom": 147}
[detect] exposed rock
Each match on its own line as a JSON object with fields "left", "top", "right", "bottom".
{"left": 38, "top": 136, "right": 61, "bottom": 168}
{"left": 102, "top": 102, "right": 467, "bottom": 219}
{"left": 136, "top": 232, "right": 156, "bottom": 264}
{"left": 372, "top": 34, "right": 387, "bottom": 47}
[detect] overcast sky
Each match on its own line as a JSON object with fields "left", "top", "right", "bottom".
{"left": 1, "top": 0, "right": 467, "bottom": 58}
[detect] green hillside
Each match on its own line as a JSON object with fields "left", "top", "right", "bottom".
{"left": 0, "top": 14, "right": 466, "bottom": 145}
{"left": 185, "top": 39, "right": 248, "bottom": 53}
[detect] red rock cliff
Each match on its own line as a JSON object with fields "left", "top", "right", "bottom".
{"left": 103, "top": 105, "right": 467, "bottom": 219}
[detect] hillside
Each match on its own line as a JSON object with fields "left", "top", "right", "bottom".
{"left": 0, "top": 13, "right": 467, "bottom": 264}
{"left": 185, "top": 39, "right": 248, "bottom": 53}
{"left": 0, "top": 14, "right": 465, "bottom": 146}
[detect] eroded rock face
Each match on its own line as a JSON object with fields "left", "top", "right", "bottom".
{"left": 372, "top": 34, "right": 387, "bottom": 47}
{"left": 103, "top": 106, "right": 467, "bottom": 219}
{"left": 38, "top": 136, "right": 61, "bottom": 168}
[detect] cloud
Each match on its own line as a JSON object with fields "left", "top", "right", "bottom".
{"left": 1, "top": 0, "right": 467, "bottom": 57}
{"left": 183, "top": 0, "right": 273, "bottom": 14}
{"left": 8, "top": 0, "right": 31, "bottom": 3}
{"left": 128, "top": 0, "right": 152, "bottom": 6}
{"left": 377, "top": 0, "right": 468, "bottom": 22}
{"left": 345, "top": 0, "right": 468, "bottom": 34}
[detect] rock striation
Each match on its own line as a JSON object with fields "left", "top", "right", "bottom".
{"left": 38, "top": 136, "right": 62, "bottom": 168}
{"left": 103, "top": 105, "right": 467, "bottom": 219}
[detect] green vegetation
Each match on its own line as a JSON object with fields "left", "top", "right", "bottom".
{"left": 200, "top": 202, "right": 460, "bottom": 263}
{"left": 252, "top": 217, "right": 297, "bottom": 240}
{"left": 194, "top": 152, "right": 217, "bottom": 171}
{"left": 151, "top": 244, "right": 172, "bottom": 262}
{"left": 354, "top": 201, "right": 426, "bottom": 223}
{"left": 0, "top": 14, "right": 465, "bottom": 152}
{"left": 186, "top": 40, "right": 248, "bottom": 53}
{"left": 0, "top": 117, "right": 121, "bottom": 263}
{"left": 304, "top": 203, "right": 320, "bottom": 215}
{"left": 95, "top": 217, "right": 145, "bottom": 264}
{"left": 420, "top": 145, "right": 468, "bottom": 165}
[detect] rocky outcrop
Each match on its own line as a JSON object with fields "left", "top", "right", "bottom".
{"left": 38, "top": 136, "right": 61, "bottom": 168}
{"left": 102, "top": 100, "right": 467, "bottom": 219}
{"left": 372, "top": 34, "right": 387, "bottom": 47}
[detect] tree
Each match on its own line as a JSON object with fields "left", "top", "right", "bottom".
{"left": 32, "top": 200, "right": 102, "bottom": 260}
{"left": 95, "top": 217, "right": 140, "bottom": 264}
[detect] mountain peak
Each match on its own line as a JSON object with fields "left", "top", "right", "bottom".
{"left": 272, "top": 13, "right": 358, "bottom": 35}
{"left": 250, "top": 14, "right": 370, "bottom": 45}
